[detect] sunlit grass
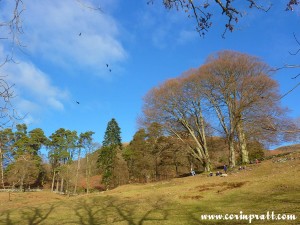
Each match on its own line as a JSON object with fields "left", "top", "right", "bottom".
{"left": 0, "top": 151, "right": 299, "bottom": 224}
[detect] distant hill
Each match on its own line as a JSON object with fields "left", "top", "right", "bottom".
{"left": 265, "top": 144, "right": 300, "bottom": 157}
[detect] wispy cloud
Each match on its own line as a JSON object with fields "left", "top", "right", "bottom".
{"left": 0, "top": 0, "right": 128, "bottom": 125}
{"left": 20, "top": 0, "right": 127, "bottom": 76}
{"left": 2, "top": 58, "right": 70, "bottom": 111}
{"left": 176, "top": 30, "right": 198, "bottom": 45}
{"left": 136, "top": 4, "right": 197, "bottom": 49}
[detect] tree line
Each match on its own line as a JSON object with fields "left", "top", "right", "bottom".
{"left": 0, "top": 124, "right": 99, "bottom": 194}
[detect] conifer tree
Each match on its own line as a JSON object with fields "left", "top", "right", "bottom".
{"left": 102, "top": 118, "right": 122, "bottom": 148}
{"left": 98, "top": 118, "right": 122, "bottom": 189}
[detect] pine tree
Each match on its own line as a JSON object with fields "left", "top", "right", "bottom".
{"left": 102, "top": 118, "right": 122, "bottom": 148}
{"left": 98, "top": 118, "right": 122, "bottom": 189}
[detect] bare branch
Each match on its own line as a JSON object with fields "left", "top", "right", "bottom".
{"left": 247, "top": 0, "right": 272, "bottom": 12}
{"left": 286, "top": 0, "right": 300, "bottom": 11}
{"left": 289, "top": 32, "right": 300, "bottom": 55}
{"left": 271, "top": 64, "right": 300, "bottom": 71}
{"left": 75, "top": 0, "right": 103, "bottom": 12}
{"left": 159, "top": 0, "right": 273, "bottom": 37}
{"left": 280, "top": 81, "right": 300, "bottom": 99}
{"left": 291, "top": 73, "right": 300, "bottom": 79}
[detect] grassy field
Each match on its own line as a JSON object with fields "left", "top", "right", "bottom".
{"left": 0, "top": 151, "right": 299, "bottom": 225}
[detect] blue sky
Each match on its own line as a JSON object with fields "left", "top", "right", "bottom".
{"left": 0, "top": 0, "right": 299, "bottom": 147}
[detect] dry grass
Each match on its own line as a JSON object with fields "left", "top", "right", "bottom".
{"left": 0, "top": 151, "right": 299, "bottom": 224}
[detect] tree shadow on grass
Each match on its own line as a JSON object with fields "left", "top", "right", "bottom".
{"left": 0, "top": 204, "right": 56, "bottom": 225}
{"left": 0, "top": 210, "right": 14, "bottom": 225}
{"left": 21, "top": 204, "right": 56, "bottom": 225}
{"left": 70, "top": 196, "right": 169, "bottom": 225}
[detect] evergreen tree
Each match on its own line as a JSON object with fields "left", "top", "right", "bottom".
{"left": 102, "top": 118, "right": 122, "bottom": 148}
{"left": 98, "top": 118, "right": 122, "bottom": 189}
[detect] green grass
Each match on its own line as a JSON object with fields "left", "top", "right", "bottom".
{"left": 0, "top": 151, "right": 299, "bottom": 224}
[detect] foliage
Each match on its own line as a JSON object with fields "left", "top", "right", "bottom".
{"left": 98, "top": 146, "right": 116, "bottom": 189}
{"left": 247, "top": 141, "right": 265, "bottom": 162}
{"left": 98, "top": 118, "right": 123, "bottom": 189}
{"left": 102, "top": 118, "right": 122, "bottom": 148}
{"left": 0, "top": 124, "right": 47, "bottom": 189}
{"left": 47, "top": 128, "right": 79, "bottom": 193}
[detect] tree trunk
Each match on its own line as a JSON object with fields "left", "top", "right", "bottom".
{"left": 228, "top": 136, "right": 236, "bottom": 167}
{"left": 173, "top": 151, "right": 179, "bottom": 176}
{"left": 55, "top": 177, "right": 59, "bottom": 192}
{"left": 0, "top": 148, "right": 5, "bottom": 189}
{"left": 66, "top": 179, "right": 70, "bottom": 197}
{"left": 60, "top": 178, "right": 64, "bottom": 193}
{"left": 85, "top": 153, "right": 90, "bottom": 194}
{"left": 20, "top": 174, "right": 25, "bottom": 191}
{"left": 203, "top": 157, "right": 211, "bottom": 172}
{"left": 51, "top": 171, "right": 56, "bottom": 192}
{"left": 236, "top": 122, "right": 249, "bottom": 164}
{"left": 74, "top": 148, "right": 81, "bottom": 194}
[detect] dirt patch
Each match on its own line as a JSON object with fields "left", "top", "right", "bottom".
{"left": 179, "top": 195, "right": 203, "bottom": 200}
{"left": 216, "top": 181, "right": 249, "bottom": 193}
{"left": 194, "top": 181, "right": 249, "bottom": 194}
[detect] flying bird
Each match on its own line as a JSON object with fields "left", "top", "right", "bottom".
{"left": 79, "top": 33, "right": 82, "bottom": 36}
{"left": 106, "top": 64, "right": 109, "bottom": 67}
{"left": 76, "top": 101, "right": 80, "bottom": 104}
{"left": 109, "top": 69, "right": 112, "bottom": 72}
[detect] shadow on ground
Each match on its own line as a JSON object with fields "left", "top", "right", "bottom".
{"left": 0, "top": 204, "right": 56, "bottom": 225}
{"left": 0, "top": 196, "right": 170, "bottom": 225}
{"left": 67, "top": 196, "right": 169, "bottom": 225}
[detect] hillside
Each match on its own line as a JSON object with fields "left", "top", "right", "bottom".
{"left": 265, "top": 144, "right": 300, "bottom": 157}
{"left": 0, "top": 150, "right": 299, "bottom": 225}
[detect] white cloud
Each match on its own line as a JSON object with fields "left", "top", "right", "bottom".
{"left": 16, "top": 99, "right": 40, "bottom": 113}
{"left": 0, "top": 0, "right": 128, "bottom": 126}
{"left": 0, "top": 47, "right": 70, "bottom": 116}
{"left": 14, "top": 101, "right": 38, "bottom": 125}
{"left": 17, "top": 0, "right": 127, "bottom": 76}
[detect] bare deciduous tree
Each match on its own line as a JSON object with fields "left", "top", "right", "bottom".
{"left": 142, "top": 75, "right": 212, "bottom": 171}
{"left": 197, "top": 51, "right": 283, "bottom": 166}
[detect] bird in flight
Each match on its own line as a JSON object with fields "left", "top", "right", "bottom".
{"left": 79, "top": 33, "right": 82, "bottom": 36}
{"left": 106, "top": 63, "right": 112, "bottom": 72}
{"left": 76, "top": 101, "right": 80, "bottom": 104}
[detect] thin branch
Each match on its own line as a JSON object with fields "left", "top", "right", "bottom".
{"left": 280, "top": 81, "right": 300, "bottom": 99}
{"left": 270, "top": 64, "right": 300, "bottom": 72}
{"left": 247, "top": 0, "right": 272, "bottom": 12}
{"left": 289, "top": 32, "right": 300, "bottom": 55}
{"left": 75, "top": 0, "right": 103, "bottom": 12}
{"left": 291, "top": 73, "right": 300, "bottom": 79}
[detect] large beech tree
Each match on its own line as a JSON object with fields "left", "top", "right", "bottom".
{"left": 143, "top": 75, "right": 212, "bottom": 171}
{"left": 186, "top": 51, "right": 293, "bottom": 166}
